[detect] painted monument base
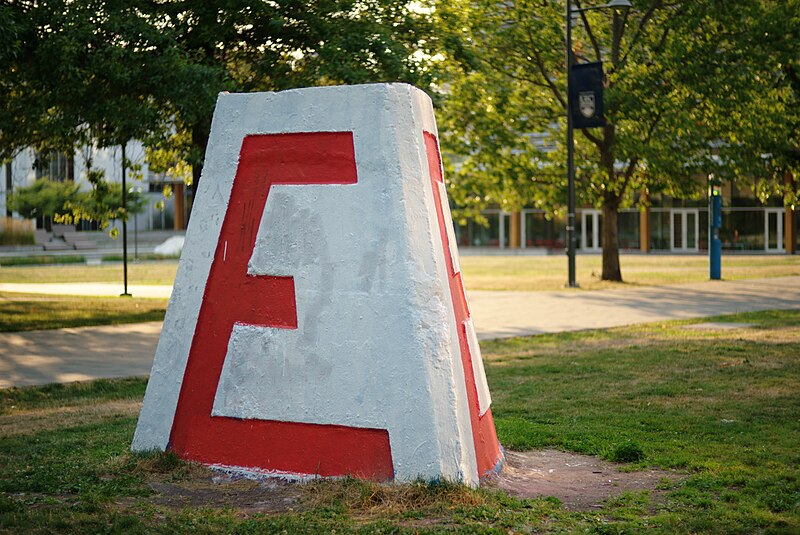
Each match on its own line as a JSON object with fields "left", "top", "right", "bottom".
{"left": 205, "top": 454, "right": 505, "bottom": 486}
{"left": 133, "top": 83, "right": 503, "bottom": 486}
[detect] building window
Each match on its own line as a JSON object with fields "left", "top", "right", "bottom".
{"left": 34, "top": 151, "right": 74, "bottom": 182}
{"left": 618, "top": 211, "right": 640, "bottom": 250}
{"left": 721, "top": 209, "right": 765, "bottom": 251}
{"left": 524, "top": 211, "right": 566, "bottom": 249}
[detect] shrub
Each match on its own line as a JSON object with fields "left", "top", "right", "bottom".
{"left": 607, "top": 441, "right": 645, "bottom": 463}
{"left": 8, "top": 178, "right": 83, "bottom": 220}
{"left": 0, "top": 255, "right": 85, "bottom": 266}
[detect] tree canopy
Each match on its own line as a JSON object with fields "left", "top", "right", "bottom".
{"left": 1, "top": 0, "right": 440, "bottom": 196}
{"left": 439, "top": 0, "right": 800, "bottom": 281}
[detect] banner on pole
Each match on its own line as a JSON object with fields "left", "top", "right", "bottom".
{"left": 570, "top": 62, "right": 605, "bottom": 129}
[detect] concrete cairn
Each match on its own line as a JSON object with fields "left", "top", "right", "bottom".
{"left": 132, "top": 83, "right": 503, "bottom": 486}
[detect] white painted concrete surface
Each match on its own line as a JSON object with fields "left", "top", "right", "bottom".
{"left": 131, "top": 84, "right": 494, "bottom": 485}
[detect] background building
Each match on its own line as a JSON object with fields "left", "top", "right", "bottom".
{"left": 455, "top": 183, "right": 797, "bottom": 255}
{"left": 0, "top": 141, "right": 188, "bottom": 234}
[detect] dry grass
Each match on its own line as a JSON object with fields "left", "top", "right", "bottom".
{"left": 0, "top": 399, "right": 140, "bottom": 437}
{"left": 0, "top": 255, "right": 797, "bottom": 292}
{"left": 460, "top": 254, "right": 800, "bottom": 291}
{"left": 0, "top": 261, "right": 179, "bottom": 285}
{"left": 304, "top": 478, "right": 487, "bottom": 514}
{"left": 0, "top": 217, "right": 34, "bottom": 246}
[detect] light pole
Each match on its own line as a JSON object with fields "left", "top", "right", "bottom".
{"left": 120, "top": 141, "right": 131, "bottom": 297}
{"left": 130, "top": 185, "right": 142, "bottom": 262}
{"left": 565, "top": 0, "right": 631, "bottom": 287}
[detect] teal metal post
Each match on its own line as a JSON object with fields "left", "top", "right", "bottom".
{"left": 709, "top": 179, "right": 722, "bottom": 280}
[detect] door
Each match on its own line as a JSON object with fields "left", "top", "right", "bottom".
{"left": 581, "top": 210, "right": 602, "bottom": 252}
{"left": 671, "top": 209, "right": 699, "bottom": 252}
{"left": 765, "top": 209, "right": 784, "bottom": 252}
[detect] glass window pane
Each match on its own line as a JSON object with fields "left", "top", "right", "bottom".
{"left": 699, "top": 209, "right": 709, "bottom": 251}
{"left": 651, "top": 211, "right": 671, "bottom": 250}
{"left": 618, "top": 211, "right": 640, "bottom": 250}
{"left": 687, "top": 212, "right": 696, "bottom": 248}
{"left": 768, "top": 212, "right": 778, "bottom": 249}
{"left": 598, "top": 214, "right": 603, "bottom": 248}
{"left": 585, "top": 213, "right": 594, "bottom": 248}
{"left": 524, "top": 212, "right": 565, "bottom": 250}
{"left": 721, "top": 210, "right": 764, "bottom": 251}
{"left": 673, "top": 212, "right": 683, "bottom": 249}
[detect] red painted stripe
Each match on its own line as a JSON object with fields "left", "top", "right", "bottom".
{"left": 423, "top": 131, "right": 502, "bottom": 479}
{"left": 169, "top": 132, "right": 393, "bottom": 481}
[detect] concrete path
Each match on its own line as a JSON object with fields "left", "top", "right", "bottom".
{"left": 470, "top": 276, "right": 800, "bottom": 339}
{"left": 1, "top": 276, "right": 798, "bottom": 388}
{"left": 0, "top": 322, "right": 162, "bottom": 388}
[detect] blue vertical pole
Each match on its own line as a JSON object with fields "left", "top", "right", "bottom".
{"left": 709, "top": 182, "right": 722, "bottom": 280}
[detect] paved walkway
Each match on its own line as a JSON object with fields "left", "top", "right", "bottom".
{"left": 1, "top": 276, "right": 799, "bottom": 388}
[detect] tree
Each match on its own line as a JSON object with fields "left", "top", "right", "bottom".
{"left": 2, "top": 1, "right": 441, "bottom": 216}
{"left": 439, "top": 0, "right": 799, "bottom": 281}
{"left": 57, "top": 168, "right": 146, "bottom": 231}
{"left": 9, "top": 178, "right": 83, "bottom": 225}
{"left": 1, "top": 0, "right": 212, "bottom": 229}
{"left": 140, "top": 0, "right": 440, "bottom": 199}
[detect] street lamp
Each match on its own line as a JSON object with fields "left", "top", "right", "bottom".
{"left": 565, "top": 0, "right": 631, "bottom": 288}
{"left": 120, "top": 142, "right": 131, "bottom": 297}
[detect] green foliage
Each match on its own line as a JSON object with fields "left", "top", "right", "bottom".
{"left": 607, "top": 441, "right": 645, "bottom": 463}
{"left": 101, "top": 252, "right": 180, "bottom": 262}
{"left": 0, "top": 294, "right": 167, "bottom": 332}
{"left": 0, "top": 377, "right": 147, "bottom": 411}
{"left": 57, "top": 168, "right": 146, "bottom": 229}
{"left": 9, "top": 178, "right": 84, "bottom": 220}
{"left": 145, "top": 130, "right": 194, "bottom": 187}
{"left": 439, "top": 0, "right": 800, "bottom": 280}
{"left": 1, "top": 0, "right": 443, "bottom": 201}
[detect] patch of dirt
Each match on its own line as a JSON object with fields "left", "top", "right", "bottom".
{"left": 115, "top": 469, "right": 304, "bottom": 515}
{"left": 144, "top": 476, "right": 304, "bottom": 514}
{"left": 120, "top": 450, "right": 682, "bottom": 516}
{"left": 489, "top": 450, "right": 683, "bottom": 511}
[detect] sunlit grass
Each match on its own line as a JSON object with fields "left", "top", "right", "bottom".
{"left": 1, "top": 311, "right": 798, "bottom": 532}
{"left": 0, "top": 292, "right": 167, "bottom": 332}
{"left": 0, "top": 260, "right": 179, "bottom": 285}
{"left": 0, "top": 255, "right": 797, "bottom": 292}
{"left": 460, "top": 254, "right": 800, "bottom": 290}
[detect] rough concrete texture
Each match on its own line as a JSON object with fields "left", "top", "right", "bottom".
{"left": 131, "top": 84, "right": 501, "bottom": 486}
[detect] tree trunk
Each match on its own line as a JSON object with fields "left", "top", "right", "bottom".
{"left": 601, "top": 200, "right": 622, "bottom": 281}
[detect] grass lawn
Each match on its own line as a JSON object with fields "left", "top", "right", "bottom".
{"left": 1, "top": 255, "right": 798, "bottom": 292}
{"left": 461, "top": 254, "right": 800, "bottom": 291}
{"left": 0, "top": 292, "right": 167, "bottom": 332}
{"left": 0, "top": 261, "right": 180, "bottom": 286}
{"left": 1, "top": 310, "right": 798, "bottom": 533}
